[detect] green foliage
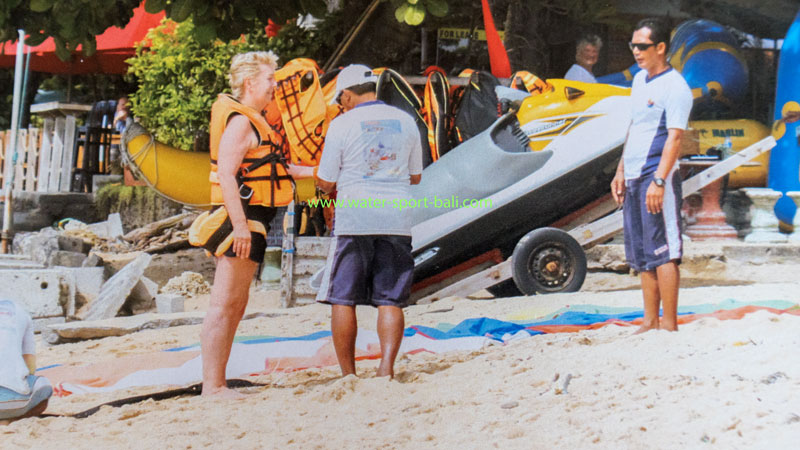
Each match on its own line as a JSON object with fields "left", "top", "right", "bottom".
{"left": 126, "top": 19, "right": 261, "bottom": 150}
{"left": 391, "top": 0, "right": 448, "bottom": 26}
{"left": 142, "top": 0, "right": 328, "bottom": 44}
{"left": 0, "top": 1, "right": 328, "bottom": 61}
{"left": 126, "top": 16, "right": 334, "bottom": 150}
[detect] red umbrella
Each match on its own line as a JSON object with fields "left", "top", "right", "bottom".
{"left": 0, "top": 3, "right": 164, "bottom": 74}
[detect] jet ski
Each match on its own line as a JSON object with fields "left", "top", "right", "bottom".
{"left": 409, "top": 79, "right": 632, "bottom": 294}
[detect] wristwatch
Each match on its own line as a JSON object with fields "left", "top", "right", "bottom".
{"left": 653, "top": 176, "right": 666, "bottom": 187}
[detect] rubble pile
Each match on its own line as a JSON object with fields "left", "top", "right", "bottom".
{"left": 2, "top": 211, "right": 217, "bottom": 343}
{"left": 161, "top": 271, "right": 211, "bottom": 298}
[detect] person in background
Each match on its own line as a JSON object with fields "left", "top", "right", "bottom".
{"left": 564, "top": 34, "right": 603, "bottom": 83}
{"left": 0, "top": 300, "right": 53, "bottom": 424}
{"left": 113, "top": 96, "right": 133, "bottom": 134}
{"left": 610, "top": 18, "right": 693, "bottom": 334}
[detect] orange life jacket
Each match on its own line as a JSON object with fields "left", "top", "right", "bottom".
{"left": 510, "top": 70, "right": 553, "bottom": 96}
{"left": 209, "top": 94, "right": 294, "bottom": 207}
{"left": 273, "top": 58, "right": 341, "bottom": 166}
{"left": 422, "top": 70, "right": 450, "bottom": 161}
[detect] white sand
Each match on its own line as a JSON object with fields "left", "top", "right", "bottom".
{"left": 3, "top": 268, "right": 800, "bottom": 449}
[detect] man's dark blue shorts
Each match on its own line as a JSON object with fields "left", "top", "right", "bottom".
{"left": 316, "top": 235, "right": 414, "bottom": 308}
{"left": 623, "top": 171, "right": 683, "bottom": 272}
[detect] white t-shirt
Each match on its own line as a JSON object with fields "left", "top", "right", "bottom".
{"left": 564, "top": 64, "right": 597, "bottom": 83}
{"left": 623, "top": 67, "right": 693, "bottom": 179}
{"left": 0, "top": 300, "right": 35, "bottom": 395}
{"left": 317, "top": 101, "right": 423, "bottom": 236}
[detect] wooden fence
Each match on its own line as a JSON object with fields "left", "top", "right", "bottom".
{"left": 0, "top": 127, "right": 42, "bottom": 194}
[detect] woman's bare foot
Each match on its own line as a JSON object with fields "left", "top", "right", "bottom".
{"left": 201, "top": 386, "right": 247, "bottom": 399}
{"left": 633, "top": 324, "right": 658, "bottom": 335}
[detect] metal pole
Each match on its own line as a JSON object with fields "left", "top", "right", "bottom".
{"left": 1, "top": 29, "right": 25, "bottom": 254}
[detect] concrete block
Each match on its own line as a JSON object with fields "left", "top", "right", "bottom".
{"left": 92, "top": 174, "right": 123, "bottom": 193}
{"left": 58, "top": 267, "right": 105, "bottom": 315}
{"left": 48, "top": 250, "right": 88, "bottom": 267}
{"left": 57, "top": 235, "right": 92, "bottom": 254}
{"left": 125, "top": 276, "right": 158, "bottom": 314}
{"left": 81, "top": 253, "right": 104, "bottom": 268}
{"left": 81, "top": 252, "right": 152, "bottom": 321}
{"left": 12, "top": 228, "right": 59, "bottom": 265}
{"left": 156, "top": 294, "right": 185, "bottom": 314}
{"left": 0, "top": 269, "right": 69, "bottom": 318}
{"left": 3, "top": 192, "right": 95, "bottom": 233}
{"left": 33, "top": 317, "right": 66, "bottom": 334}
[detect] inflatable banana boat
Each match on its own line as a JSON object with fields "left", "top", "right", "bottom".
{"left": 121, "top": 123, "right": 316, "bottom": 208}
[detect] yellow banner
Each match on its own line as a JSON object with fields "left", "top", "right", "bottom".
{"left": 438, "top": 28, "right": 505, "bottom": 41}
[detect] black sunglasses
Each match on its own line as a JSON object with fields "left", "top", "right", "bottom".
{"left": 629, "top": 42, "right": 656, "bottom": 51}
{"left": 336, "top": 90, "right": 344, "bottom": 105}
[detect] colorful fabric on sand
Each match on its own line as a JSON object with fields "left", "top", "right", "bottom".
{"left": 39, "top": 301, "right": 799, "bottom": 397}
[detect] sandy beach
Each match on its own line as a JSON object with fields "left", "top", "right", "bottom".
{"left": 2, "top": 255, "right": 800, "bottom": 449}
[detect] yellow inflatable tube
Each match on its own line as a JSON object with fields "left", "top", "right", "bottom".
{"left": 122, "top": 123, "right": 316, "bottom": 208}
{"left": 687, "top": 119, "right": 769, "bottom": 188}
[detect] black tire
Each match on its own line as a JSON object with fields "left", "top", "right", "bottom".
{"left": 511, "top": 227, "right": 587, "bottom": 295}
{"left": 486, "top": 279, "right": 523, "bottom": 298}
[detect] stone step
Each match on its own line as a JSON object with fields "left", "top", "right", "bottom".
{"left": 294, "top": 237, "right": 332, "bottom": 258}
{"left": 43, "top": 310, "right": 287, "bottom": 344}
{"left": 0, "top": 256, "right": 45, "bottom": 270}
{"left": 292, "top": 258, "right": 327, "bottom": 276}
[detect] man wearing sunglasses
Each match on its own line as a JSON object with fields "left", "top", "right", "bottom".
{"left": 610, "top": 18, "right": 693, "bottom": 334}
{"left": 315, "top": 64, "right": 423, "bottom": 379}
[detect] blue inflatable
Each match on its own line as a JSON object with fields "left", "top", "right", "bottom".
{"left": 596, "top": 63, "right": 640, "bottom": 87}
{"left": 669, "top": 19, "right": 749, "bottom": 113}
{"left": 769, "top": 10, "right": 800, "bottom": 229}
{"left": 598, "top": 19, "right": 748, "bottom": 117}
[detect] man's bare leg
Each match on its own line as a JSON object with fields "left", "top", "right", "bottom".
{"left": 331, "top": 304, "right": 358, "bottom": 376}
{"left": 375, "top": 306, "right": 404, "bottom": 378}
{"left": 635, "top": 270, "right": 661, "bottom": 334}
{"left": 201, "top": 256, "right": 256, "bottom": 398}
{"left": 656, "top": 261, "right": 680, "bottom": 331}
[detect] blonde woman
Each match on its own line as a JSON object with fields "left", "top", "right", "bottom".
{"left": 200, "top": 51, "right": 295, "bottom": 397}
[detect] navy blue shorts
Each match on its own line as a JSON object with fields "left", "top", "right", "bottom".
{"left": 316, "top": 235, "right": 414, "bottom": 308}
{"left": 623, "top": 171, "right": 683, "bottom": 272}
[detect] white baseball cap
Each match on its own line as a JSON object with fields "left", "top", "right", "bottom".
{"left": 330, "top": 64, "right": 378, "bottom": 105}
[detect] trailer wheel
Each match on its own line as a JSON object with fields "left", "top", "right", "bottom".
{"left": 511, "top": 228, "right": 586, "bottom": 295}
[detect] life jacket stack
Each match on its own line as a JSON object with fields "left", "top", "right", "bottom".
{"left": 273, "top": 58, "right": 342, "bottom": 167}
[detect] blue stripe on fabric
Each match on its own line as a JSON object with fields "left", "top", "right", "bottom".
{"left": 645, "top": 67, "right": 673, "bottom": 83}
{"left": 642, "top": 110, "right": 668, "bottom": 176}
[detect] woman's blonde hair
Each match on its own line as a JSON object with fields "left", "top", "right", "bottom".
{"left": 229, "top": 51, "right": 279, "bottom": 99}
